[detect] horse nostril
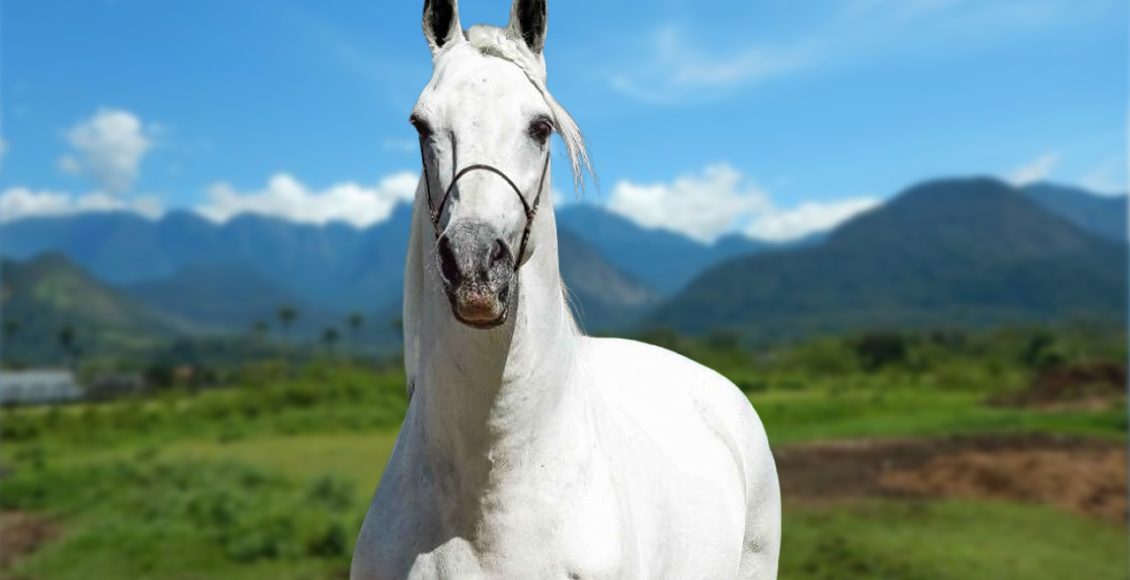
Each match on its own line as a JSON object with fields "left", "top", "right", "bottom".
{"left": 437, "top": 235, "right": 461, "bottom": 285}
{"left": 490, "top": 239, "right": 512, "bottom": 266}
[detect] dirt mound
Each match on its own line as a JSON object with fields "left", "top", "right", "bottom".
{"left": 880, "top": 447, "right": 1126, "bottom": 523}
{"left": 0, "top": 511, "right": 59, "bottom": 570}
{"left": 775, "top": 434, "right": 1127, "bottom": 523}
{"left": 991, "top": 361, "right": 1127, "bottom": 411}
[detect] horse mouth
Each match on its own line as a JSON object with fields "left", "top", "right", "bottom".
{"left": 454, "top": 309, "right": 508, "bottom": 329}
{"left": 448, "top": 284, "right": 510, "bottom": 329}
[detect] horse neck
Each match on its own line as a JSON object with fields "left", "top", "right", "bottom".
{"left": 408, "top": 195, "right": 586, "bottom": 493}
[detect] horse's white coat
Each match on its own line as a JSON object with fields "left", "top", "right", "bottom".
{"left": 352, "top": 3, "right": 781, "bottom": 578}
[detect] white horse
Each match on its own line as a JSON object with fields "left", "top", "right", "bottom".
{"left": 352, "top": 1, "right": 781, "bottom": 578}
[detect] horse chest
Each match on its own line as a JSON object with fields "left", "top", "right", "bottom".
{"left": 379, "top": 461, "right": 633, "bottom": 580}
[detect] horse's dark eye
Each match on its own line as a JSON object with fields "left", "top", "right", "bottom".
{"left": 528, "top": 117, "right": 553, "bottom": 145}
{"left": 410, "top": 114, "right": 433, "bottom": 139}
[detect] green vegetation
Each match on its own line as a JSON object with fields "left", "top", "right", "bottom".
{"left": 1, "top": 327, "right": 1126, "bottom": 578}
{"left": 784, "top": 500, "right": 1127, "bottom": 580}
{"left": 0, "top": 254, "right": 183, "bottom": 366}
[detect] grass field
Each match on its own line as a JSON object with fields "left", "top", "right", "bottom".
{"left": 1, "top": 328, "right": 1126, "bottom": 578}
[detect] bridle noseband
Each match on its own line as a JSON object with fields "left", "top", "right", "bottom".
{"left": 419, "top": 138, "right": 550, "bottom": 272}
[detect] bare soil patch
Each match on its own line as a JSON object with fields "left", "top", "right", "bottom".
{"left": 0, "top": 511, "right": 59, "bottom": 570}
{"left": 990, "top": 361, "right": 1127, "bottom": 411}
{"left": 775, "top": 434, "right": 1127, "bottom": 523}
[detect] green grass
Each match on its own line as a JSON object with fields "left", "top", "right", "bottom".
{"left": 7, "top": 428, "right": 1126, "bottom": 580}
{"left": 1, "top": 329, "right": 1125, "bottom": 578}
{"left": 167, "top": 431, "right": 399, "bottom": 498}
{"left": 754, "top": 387, "right": 1126, "bottom": 445}
{"left": 782, "top": 500, "right": 1128, "bottom": 579}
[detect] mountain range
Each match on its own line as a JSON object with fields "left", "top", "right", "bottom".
{"left": 1, "top": 179, "right": 1125, "bottom": 356}
{"left": 1022, "top": 183, "right": 1128, "bottom": 242}
{"left": 651, "top": 179, "right": 1127, "bottom": 339}
{"left": 2, "top": 203, "right": 740, "bottom": 341}
{"left": 556, "top": 205, "right": 769, "bottom": 294}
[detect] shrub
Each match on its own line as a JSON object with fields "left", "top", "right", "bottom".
{"left": 854, "top": 333, "right": 909, "bottom": 373}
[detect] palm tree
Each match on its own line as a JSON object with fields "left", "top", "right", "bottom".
{"left": 58, "top": 325, "right": 78, "bottom": 369}
{"left": 276, "top": 306, "right": 298, "bottom": 344}
{"left": 3, "top": 319, "right": 20, "bottom": 368}
{"left": 347, "top": 312, "right": 365, "bottom": 345}
{"left": 322, "top": 327, "right": 340, "bottom": 356}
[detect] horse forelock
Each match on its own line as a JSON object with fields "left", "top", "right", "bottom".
{"left": 452, "top": 25, "right": 593, "bottom": 193}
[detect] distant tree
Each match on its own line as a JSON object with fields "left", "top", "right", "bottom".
{"left": 144, "top": 364, "right": 174, "bottom": 390}
{"left": 322, "top": 327, "right": 341, "bottom": 355}
{"left": 3, "top": 319, "right": 22, "bottom": 368}
{"left": 705, "top": 330, "right": 742, "bottom": 352}
{"left": 636, "top": 328, "right": 681, "bottom": 352}
{"left": 1021, "top": 332, "right": 1065, "bottom": 371}
{"left": 3, "top": 319, "right": 19, "bottom": 342}
{"left": 347, "top": 313, "right": 365, "bottom": 344}
{"left": 58, "top": 325, "right": 79, "bottom": 369}
{"left": 854, "top": 332, "right": 908, "bottom": 372}
{"left": 277, "top": 306, "right": 298, "bottom": 344}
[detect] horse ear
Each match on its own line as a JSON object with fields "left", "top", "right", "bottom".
{"left": 508, "top": 0, "right": 547, "bottom": 54}
{"left": 423, "top": 0, "right": 462, "bottom": 53}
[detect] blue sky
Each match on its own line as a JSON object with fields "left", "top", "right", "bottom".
{"left": 1, "top": 0, "right": 1126, "bottom": 242}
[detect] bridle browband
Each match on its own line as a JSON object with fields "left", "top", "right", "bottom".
{"left": 419, "top": 138, "right": 551, "bottom": 272}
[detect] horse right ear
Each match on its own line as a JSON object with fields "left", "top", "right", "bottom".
{"left": 423, "top": 0, "right": 462, "bottom": 54}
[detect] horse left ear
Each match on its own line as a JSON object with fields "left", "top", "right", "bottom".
{"left": 508, "top": 0, "right": 547, "bottom": 54}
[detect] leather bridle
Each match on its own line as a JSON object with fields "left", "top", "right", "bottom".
{"left": 419, "top": 138, "right": 550, "bottom": 272}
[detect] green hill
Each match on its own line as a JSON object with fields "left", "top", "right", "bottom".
{"left": 650, "top": 178, "right": 1128, "bottom": 340}
{"left": 1, "top": 253, "right": 188, "bottom": 365}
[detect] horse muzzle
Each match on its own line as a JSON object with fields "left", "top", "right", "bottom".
{"left": 436, "top": 221, "right": 515, "bottom": 328}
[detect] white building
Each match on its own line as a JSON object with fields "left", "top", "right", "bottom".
{"left": 0, "top": 370, "right": 83, "bottom": 405}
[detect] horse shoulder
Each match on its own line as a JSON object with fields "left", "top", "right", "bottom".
{"left": 581, "top": 338, "right": 777, "bottom": 576}
{"left": 583, "top": 337, "right": 767, "bottom": 452}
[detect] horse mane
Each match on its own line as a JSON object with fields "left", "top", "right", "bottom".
{"left": 465, "top": 25, "right": 594, "bottom": 192}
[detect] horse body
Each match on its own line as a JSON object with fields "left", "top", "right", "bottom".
{"left": 353, "top": 2, "right": 780, "bottom": 577}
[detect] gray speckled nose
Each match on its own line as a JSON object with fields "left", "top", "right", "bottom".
{"left": 436, "top": 221, "right": 515, "bottom": 326}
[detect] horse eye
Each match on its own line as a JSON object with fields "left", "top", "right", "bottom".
{"left": 410, "top": 114, "right": 433, "bottom": 139}
{"left": 528, "top": 118, "right": 553, "bottom": 144}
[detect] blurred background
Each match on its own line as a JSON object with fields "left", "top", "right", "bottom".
{"left": 0, "top": 0, "right": 1127, "bottom": 578}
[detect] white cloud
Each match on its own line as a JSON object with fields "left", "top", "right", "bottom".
{"left": 0, "top": 187, "right": 163, "bottom": 223}
{"left": 608, "top": 164, "right": 769, "bottom": 243}
{"left": 58, "top": 108, "right": 153, "bottom": 193}
{"left": 1007, "top": 153, "right": 1060, "bottom": 186}
{"left": 745, "top": 197, "right": 880, "bottom": 242}
{"left": 606, "top": 163, "right": 877, "bottom": 243}
{"left": 2, "top": 170, "right": 420, "bottom": 227}
{"left": 609, "top": 26, "right": 813, "bottom": 104}
{"left": 1078, "top": 156, "right": 1127, "bottom": 195}
{"left": 4, "top": 160, "right": 875, "bottom": 242}
{"left": 196, "top": 171, "right": 418, "bottom": 227}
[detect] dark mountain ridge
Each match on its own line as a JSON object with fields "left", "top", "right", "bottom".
{"left": 1, "top": 204, "right": 659, "bottom": 336}
{"left": 556, "top": 204, "right": 768, "bottom": 295}
{"left": 651, "top": 178, "right": 1128, "bottom": 340}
